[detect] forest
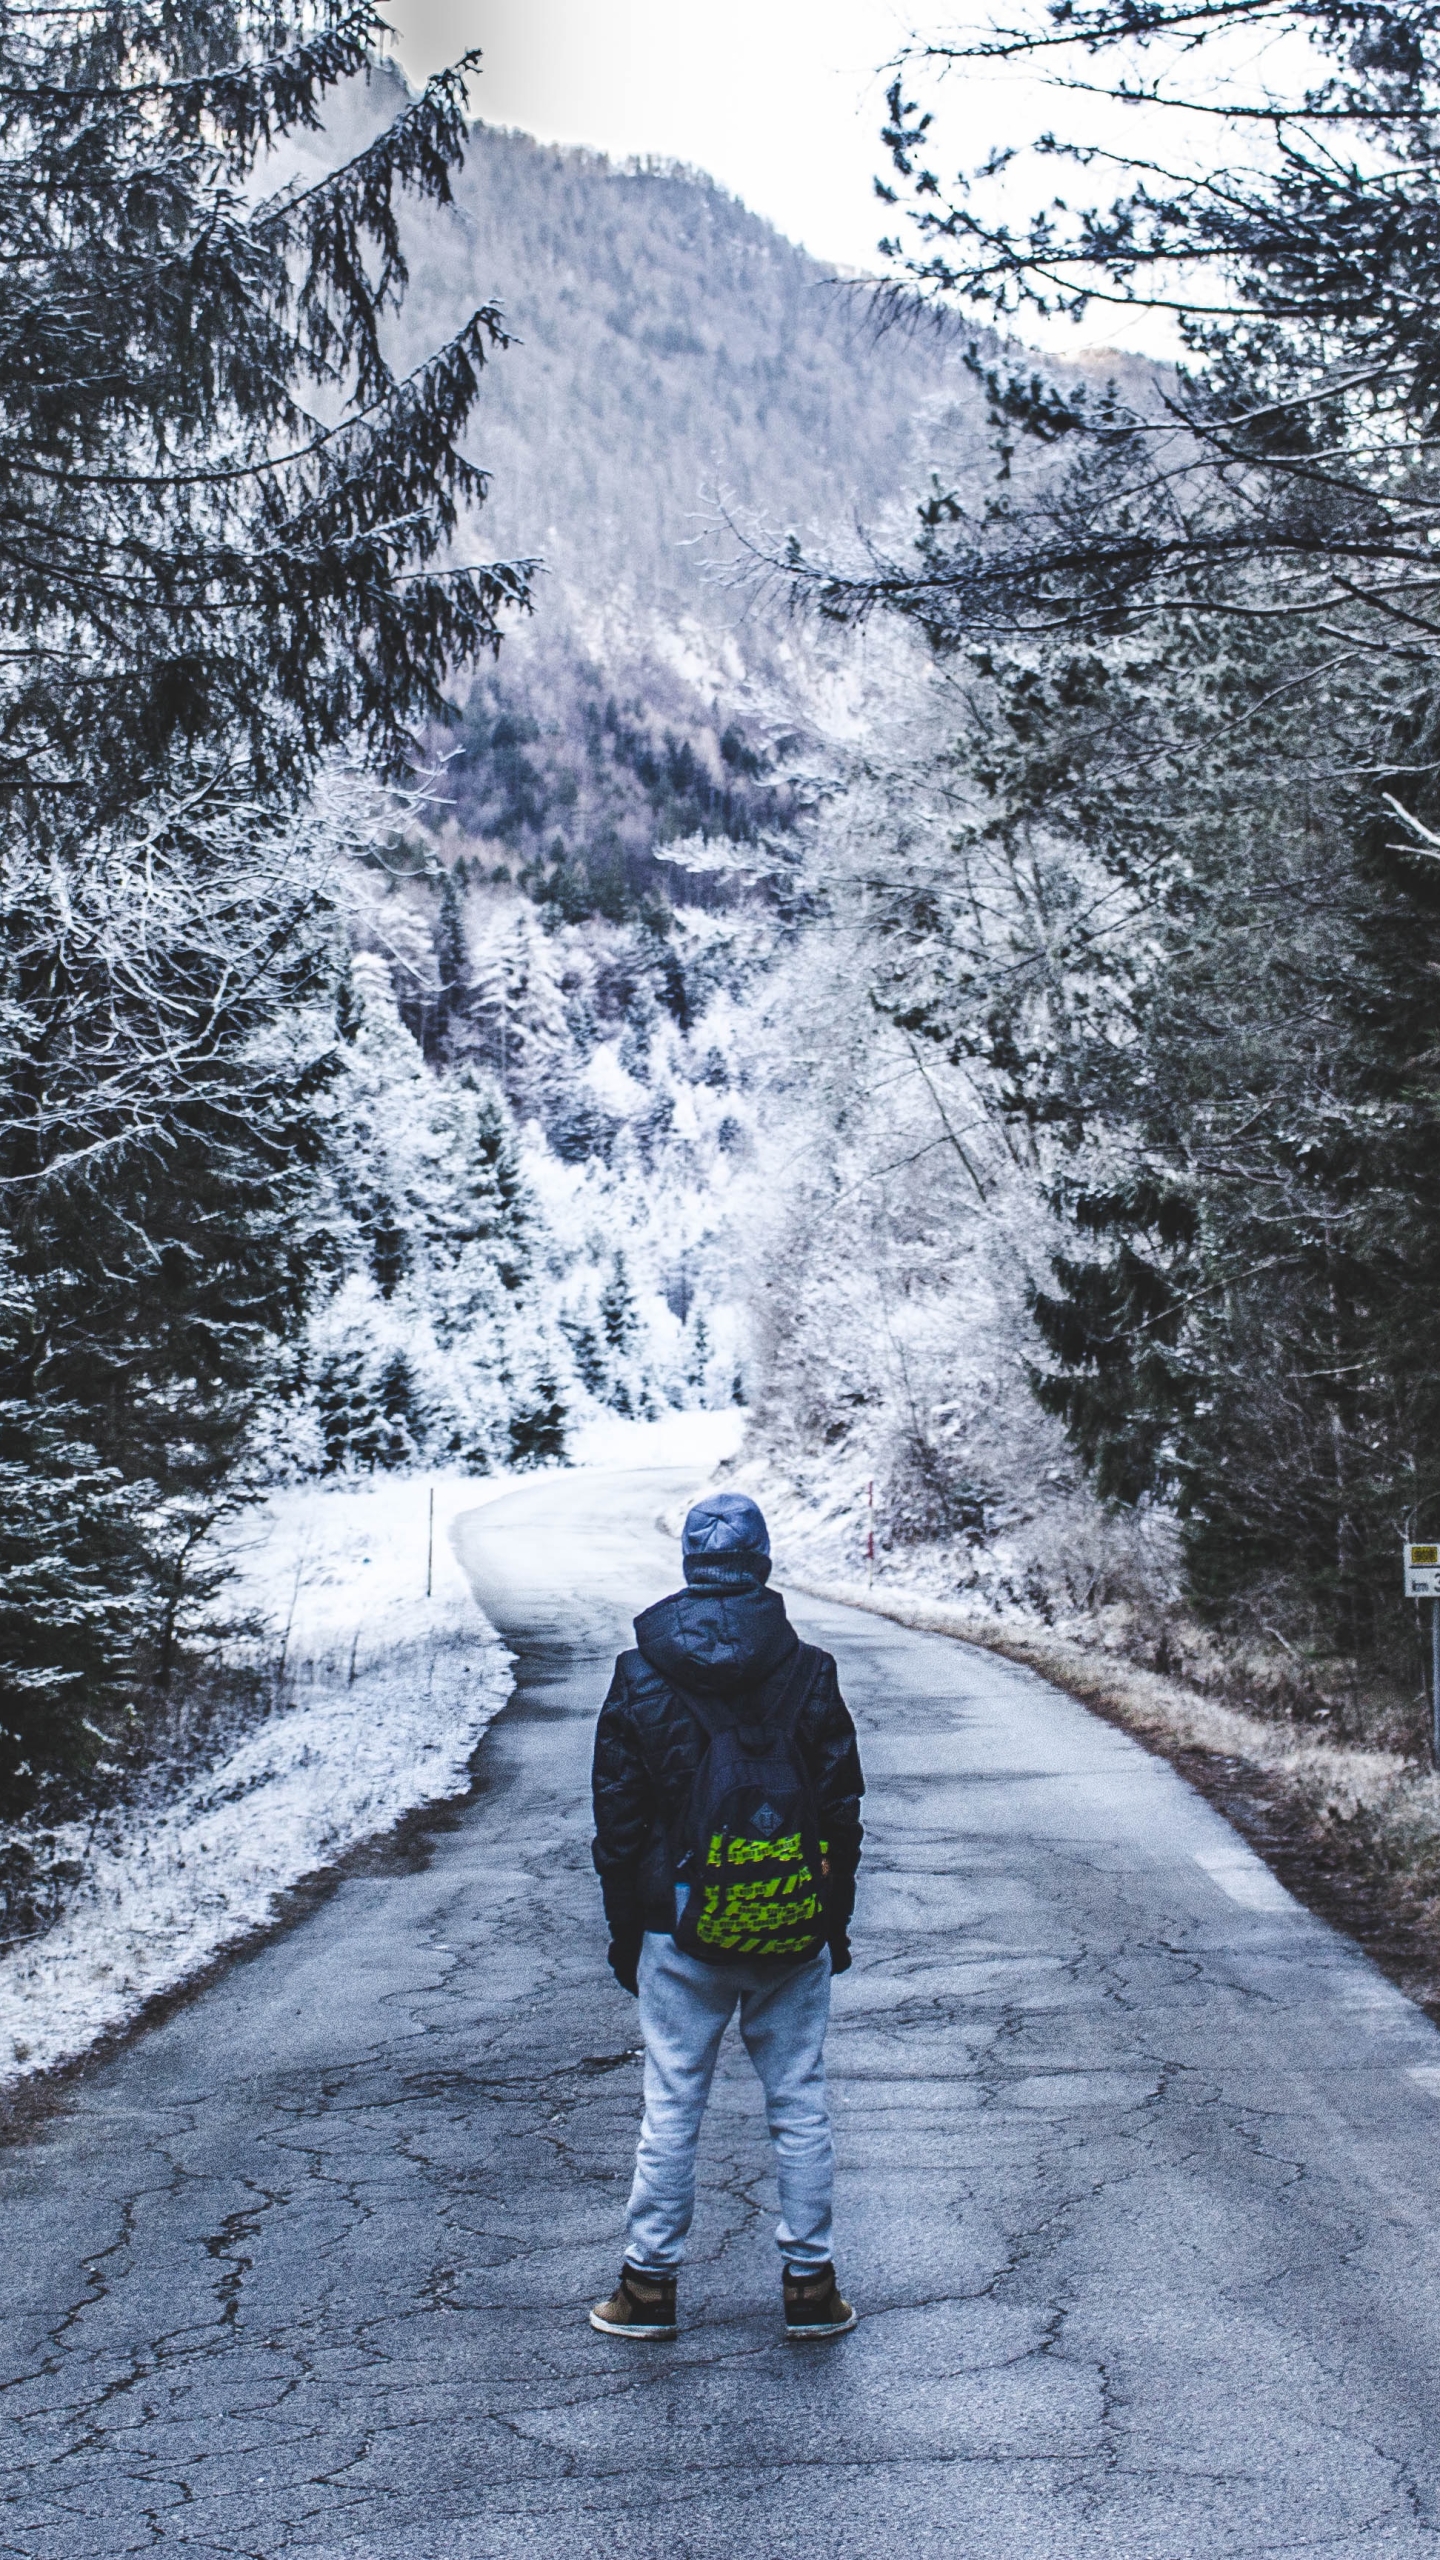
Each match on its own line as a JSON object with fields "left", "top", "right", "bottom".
{"left": 8, "top": 0, "right": 1440, "bottom": 1939}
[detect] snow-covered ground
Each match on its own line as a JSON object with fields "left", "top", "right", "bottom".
{"left": 567, "top": 1409, "right": 745, "bottom": 1473}
{"left": 0, "top": 1477, "right": 507, "bottom": 2095}
{"left": 0, "top": 1413, "right": 746, "bottom": 2100}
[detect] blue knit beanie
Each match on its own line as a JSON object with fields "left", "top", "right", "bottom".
{"left": 681, "top": 1492, "right": 771, "bottom": 1586}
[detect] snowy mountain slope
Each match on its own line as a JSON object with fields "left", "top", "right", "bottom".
{"left": 284, "top": 79, "right": 988, "bottom": 884}
{"left": 276, "top": 96, "right": 988, "bottom": 1492}
{"left": 381, "top": 109, "right": 989, "bottom": 910}
{"left": 395, "top": 111, "right": 983, "bottom": 603}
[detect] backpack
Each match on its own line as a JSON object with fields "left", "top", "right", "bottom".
{"left": 670, "top": 1644, "right": 829, "bottom": 1968}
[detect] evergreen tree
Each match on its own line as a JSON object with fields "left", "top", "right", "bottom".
{"left": 595, "top": 1251, "right": 642, "bottom": 1418}
{"left": 375, "top": 1351, "right": 423, "bottom": 1470}
{"left": 508, "top": 1372, "right": 568, "bottom": 1470}
{"left": 467, "top": 909, "right": 572, "bottom": 1113}
{"left": 563, "top": 1314, "right": 609, "bottom": 1400}
{"left": 0, "top": 1251, "right": 153, "bottom": 1809}
{"left": 427, "top": 1066, "right": 532, "bottom": 1310}
{"left": 905, "top": 610, "right": 1440, "bottom": 1656}
{"left": 601, "top": 1252, "right": 640, "bottom": 1355}
{"left": 687, "top": 1311, "right": 712, "bottom": 1395}
{"left": 1, "top": 5, "right": 525, "bottom": 833}
{"left": 0, "top": 0, "right": 529, "bottom": 1811}
{"left": 432, "top": 869, "right": 471, "bottom": 1048}
{"left": 315, "top": 1344, "right": 388, "bottom": 1476}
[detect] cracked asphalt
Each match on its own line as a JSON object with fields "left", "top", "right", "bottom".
{"left": 9, "top": 1463, "right": 1440, "bottom": 2557}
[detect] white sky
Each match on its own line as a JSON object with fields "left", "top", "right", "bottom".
{"left": 381, "top": 1, "right": 934, "bottom": 276}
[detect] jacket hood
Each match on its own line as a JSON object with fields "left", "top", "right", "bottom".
{"left": 633, "top": 1582, "right": 797, "bottom": 1698}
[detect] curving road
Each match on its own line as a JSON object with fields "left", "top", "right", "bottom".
{"left": 8, "top": 1461, "right": 1440, "bottom": 2555}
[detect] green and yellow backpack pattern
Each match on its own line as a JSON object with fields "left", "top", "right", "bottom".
{"left": 672, "top": 1648, "right": 829, "bottom": 1968}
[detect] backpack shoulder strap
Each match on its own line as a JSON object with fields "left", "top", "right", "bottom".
{"left": 672, "top": 1682, "right": 721, "bottom": 1741}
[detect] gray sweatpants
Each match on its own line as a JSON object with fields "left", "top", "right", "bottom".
{"left": 624, "top": 1931, "right": 835, "bottom": 2273}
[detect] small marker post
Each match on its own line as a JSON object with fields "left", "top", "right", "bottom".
{"left": 426, "top": 1484, "right": 434, "bottom": 1599}
{"left": 867, "top": 1478, "right": 874, "bottom": 1589}
{"left": 1403, "top": 1542, "right": 1440, "bottom": 1763}
{"left": 1432, "top": 1598, "right": 1439, "bottom": 1768}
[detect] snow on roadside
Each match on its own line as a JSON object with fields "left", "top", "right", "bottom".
{"left": 566, "top": 1408, "right": 746, "bottom": 1473}
{"left": 0, "top": 1474, "right": 512, "bottom": 2095}
{"left": 0, "top": 1414, "right": 748, "bottom": 2098}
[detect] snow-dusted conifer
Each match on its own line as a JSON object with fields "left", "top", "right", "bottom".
{"left": 433, "top": 870, "right": 471, "bottom": 1048}
{"left": 305, "top": 951, "right": 568, "bottom": 1473}
{"left": 467, "top": 908, "right": 573, "bottom": 1115}
{"left": 0, "top": 0, "right": 529, "bottom": 1810}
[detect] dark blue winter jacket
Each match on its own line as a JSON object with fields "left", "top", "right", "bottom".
{"left": 591, "top": 1556, "right": 865, "bottom": 1970}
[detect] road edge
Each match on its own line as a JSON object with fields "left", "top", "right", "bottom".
{"left": 788, "top": 1570, "right": 1440, "bottom": 2026}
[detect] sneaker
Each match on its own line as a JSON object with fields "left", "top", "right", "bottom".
{"left": 782, "top": 2261, "right": 857, "bottom": 2340}
{"left": 589, "top": 2265, "right": 678, "bottom": 2340}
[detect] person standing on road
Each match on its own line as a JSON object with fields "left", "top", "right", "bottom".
{"left": 588, "top": 1489, "right": 864, "bottom": 2343}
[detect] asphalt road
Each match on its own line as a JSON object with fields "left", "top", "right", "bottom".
{"left": 9, "top": 1463, "right": 1440, "bottom": 2557}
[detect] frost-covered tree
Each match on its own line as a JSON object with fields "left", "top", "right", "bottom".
{"left": 433, "top": 868, "right": 471, "bottom": 1047}
{"left": 754, "top": 0, "right": 1440, "bottom": 1682}
{"left": 0, "top": 0, "right": 529, "bottom": 1812}
{"left": 466, "top": 907, "right": 572, "bottom": 1112}
{"left": 306, "top": 954, "right": 564, "bottom": 1473}
{"left": 0, "top": 785, "right": 347, "bottom": 1808}
{"left": 795, "top": 0, "right": 1440, "bottom": 649}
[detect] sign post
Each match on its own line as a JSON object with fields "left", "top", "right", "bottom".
{"left": 1404, "top": 1543, "right": 1440, "bottom": 1764}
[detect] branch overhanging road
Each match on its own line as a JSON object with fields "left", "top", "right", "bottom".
{"left": 7, "top": 1461, "right": 1440, "bottom": 2556}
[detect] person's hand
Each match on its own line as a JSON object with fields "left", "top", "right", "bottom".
{"left": 608, "top": 1938, "right": 641, "bottom": 1995}
{"left": 828, "top": 1937, "right": 852, "bottom": 1977}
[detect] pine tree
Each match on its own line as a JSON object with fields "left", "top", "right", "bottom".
{"left": 683, "top": 1309, "right": 711, "bottom": 1399}
{"left": 0, "top": 6, "right": 526, "bottom": 834}
{"left": 0, "top": 0, "right": 530, "bottom": 1812}
{"left": 467, "top": 909, "right": 571, "bottom": 1113}
{"left": 595, "top": 1251, "right": 642, "bottom": 1418}
{"left": 433, "top": 869, "right": 471, "bottom": 1047}
{"left": 315, "top": 1345, "right": 386, "bottom": 1476}
{"left": 508, "top": 1372, "right": 568, "bottom": 1470}
{"left": 601, "top": 1252, "right": 640, "bottom": 1355}
{"left": 427, "top": 1066, "right": 532, "bottom": 1310}
{"left": 375, "top": 1351, "right": 423, "bottom": 1470}
{"left": 564, "top": 1314, "right": 609, "bottom": 1400}
{"left": 0, "top": 1252, "right": 153, "bottom": 1810}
